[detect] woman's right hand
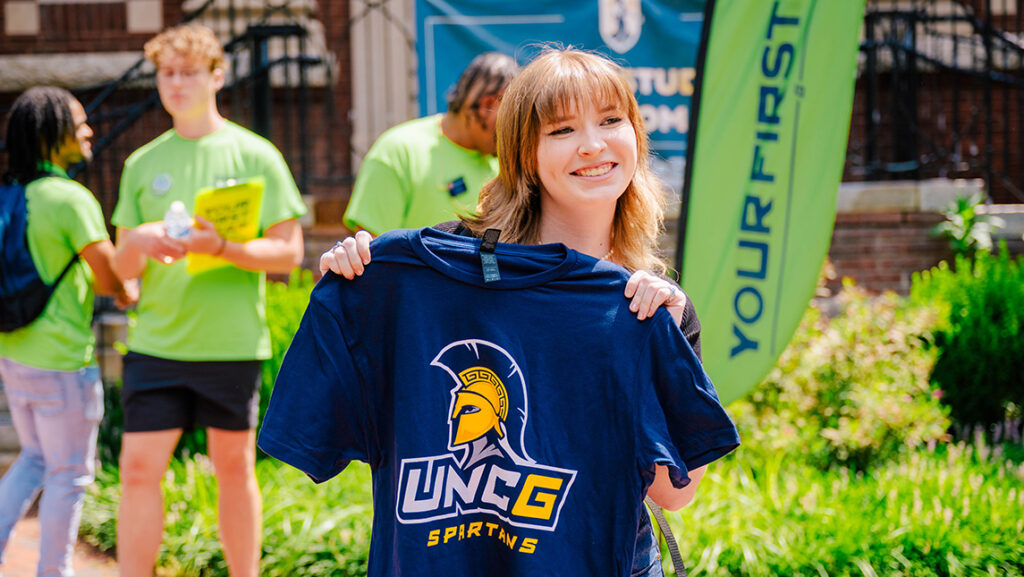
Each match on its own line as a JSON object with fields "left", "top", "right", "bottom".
{"left": 319, "top": 230, "right": 373, "bottom": 279}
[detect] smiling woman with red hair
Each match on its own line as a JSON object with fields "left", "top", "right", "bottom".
{"left": 320, "top": 47, "right": 734, "bottom": 576}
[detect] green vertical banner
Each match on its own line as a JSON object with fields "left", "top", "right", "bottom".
{"left": 679, "top": 0, "right": 866, "bottom": 404}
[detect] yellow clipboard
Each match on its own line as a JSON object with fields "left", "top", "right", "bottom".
{"left": 186, "top": 178, "right": 264, "bottom": 274}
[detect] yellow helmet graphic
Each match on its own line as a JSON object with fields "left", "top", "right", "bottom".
{"left": 450, "top": 367, "right": 508, "bottom": 445}
{"left": 433, "top": 339, "right": 531, "bottom": 463}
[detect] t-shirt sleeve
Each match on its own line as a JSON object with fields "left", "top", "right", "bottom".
{"left": 257, "top": 277, "right": 375, "bottom": 482}
{"left": 635, "top": 316, "right": 740, "bottom": 489}
{"left": 343, "top": 155, "right": 408, "bottom": 235}
{"left": 258, "top": 146, "right": 307, "bottom": 231}
{"left": 62, "top": 182, "right": 110, "bottom": 251}
{"left": 112, "top": 158, "right": 142, "bottom": 229}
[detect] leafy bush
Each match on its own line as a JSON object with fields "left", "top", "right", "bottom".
{"left": 96, "top": 379, "right": 124, "bottom": 467}
{"left": 79, "top": 442, "right": 1024, "bottom": 577}
{"left": 94, "top": 269, "right": 316, "bottom": 466}
{"left": 260, "top": 269, "right": 316, "bottom": 431}
{"left": 80, "top": 458, "right": 373, "bottom": 576}
{"left": 911, "top": 247, "right": 1024, "bottom": 429}
{"left": 931, "top": 192, "right": 1005, "bottom": 258}
{"left": 734, "top": 282, "right": 949, "bottom": 472}
{"left": 663, "top": 439, "right": 1024, "bottom": 576}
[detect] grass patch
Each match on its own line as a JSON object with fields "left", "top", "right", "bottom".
{"left": 79, "top": 440, "right": 1024, "bottom": 576}
{"left": 80, "top": 458, "right": 373, "bottom": 576}
{"left": 665, "top": 440, "right": 1024, "bottom": 576}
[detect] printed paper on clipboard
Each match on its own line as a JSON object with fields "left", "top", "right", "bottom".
{"left": 186, "top": 178, "right": 264, "bottom": 274}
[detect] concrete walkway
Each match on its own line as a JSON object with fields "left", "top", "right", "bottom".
{"left": 2, "top": 515, "right": 118, "bottom": 577}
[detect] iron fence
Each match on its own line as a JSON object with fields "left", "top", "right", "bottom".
{"left": 848, "top": 0, "right": 1024, "bottom": 203}
{"left": 1, "top": 0, "right": 350, "bottom": 220}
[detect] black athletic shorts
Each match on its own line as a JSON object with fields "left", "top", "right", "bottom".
{"left": 121, "top": 351, "right": 262, "bottom": 433}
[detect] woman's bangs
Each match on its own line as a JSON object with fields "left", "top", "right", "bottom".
{"left": 534, "top": 63, "right": 628, "bottom": 124}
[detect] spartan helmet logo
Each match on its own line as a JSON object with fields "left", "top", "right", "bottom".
{"left": 432, "top": 339, "right": 531, "bottom": 466}
{"left": 451, "top": 367, "right": 509, "bottom": 445}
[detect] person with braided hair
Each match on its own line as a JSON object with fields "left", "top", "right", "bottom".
{"left": 0, "top": 86, "right": 135, "bottom": 577}
{"left": 343, "top": 52, "right": 518, "bottom": 235}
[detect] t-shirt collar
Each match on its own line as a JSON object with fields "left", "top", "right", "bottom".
{"left": 37, "top": 161, "right": 68, "bottom": 179}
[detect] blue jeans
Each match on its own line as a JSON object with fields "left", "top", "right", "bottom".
{"left": 632, "top": 505, "right": 664, "bottom": 576}
{"left": 0, "top": 359, "right": 103, "bottom": 577}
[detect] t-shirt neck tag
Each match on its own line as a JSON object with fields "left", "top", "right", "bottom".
{"left": 480, "top": 228, "right": 501, "bottom": 283}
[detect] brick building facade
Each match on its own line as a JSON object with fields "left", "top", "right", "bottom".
{"left": 1, "top": 0, "right": 1023, "bottom": 292}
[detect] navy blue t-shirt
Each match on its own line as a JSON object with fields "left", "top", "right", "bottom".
{"left": 258, "top": 227, "right": 739, "bottom": 577}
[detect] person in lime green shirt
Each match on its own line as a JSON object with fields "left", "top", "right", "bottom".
{"left": 342, "top": 52, "right": 517, "bottom": 235}
{"left": 111, "top": 24, "right": 305, "bottom": 577}
{"left": 0, "top": 86, "right": 135, "bottom": 577}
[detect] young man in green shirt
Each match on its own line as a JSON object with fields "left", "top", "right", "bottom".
{"left": 0, "top": 86, "right": 135, "bottom": 577}
{"left": 112, "top": 24, "right": 306, "bottom": 577}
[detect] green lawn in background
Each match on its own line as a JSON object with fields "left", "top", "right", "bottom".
{"left": 666, "top": 440, "right": 1024, "bottom": 576}
{"left": 79, "top": 437, "right": 1023, "bottom": 576}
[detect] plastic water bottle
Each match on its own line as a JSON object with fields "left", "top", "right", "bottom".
{"left": 164, "top": 201, "right": 191, "bottom": 239}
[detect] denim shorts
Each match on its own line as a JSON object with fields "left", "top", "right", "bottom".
{"left": 121, "top": 351, "right": 261, "bottom": 432}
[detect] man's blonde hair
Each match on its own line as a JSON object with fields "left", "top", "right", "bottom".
{"left": 144, "top": 23, "right": 225, "bottom": 71}
{"left": 462, "top": 47, "right": 667, "bottom": 274}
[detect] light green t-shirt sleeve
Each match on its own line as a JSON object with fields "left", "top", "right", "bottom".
{"left": 112, "top": 154, "right": 143, "bottom": 229}
{"left": 258, "top": 146, "right": 307, "bottom": 231}
{"left": 62, "top": 184, "right": 110, "bottom": 255}
{"left": 343, "top": 155, "right": 409, "bottom": 235}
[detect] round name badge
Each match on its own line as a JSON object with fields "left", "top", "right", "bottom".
{"left": 151, "top": 173, "right": 173, "bottom": 196}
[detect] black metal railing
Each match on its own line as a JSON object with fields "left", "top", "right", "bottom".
{"left": 848, "top": 0, "right": 1024, "bottom": 203}
{"left": 1, "top": 0, "right": 346, "bottom": 220}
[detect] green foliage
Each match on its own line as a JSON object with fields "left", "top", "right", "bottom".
{"left": 78, "top": 276, "right": 1024, "bottom": 576}
{"left": 93, "top": 269, "right": 316, "bottom": 467}
{"left": 79, "top": 444, "right": 1024, "bottom": 576}
{"left": 259, "top": 269, "right": 316, "bottom": 441}
{"left": 96, "top": 380, "right": 124, "bottom": 467}
{"left": 911, "top": 248, "right": 1024, "bottom": 429}
{"left": 931, "top": 192, "right": 1005, "bottom": 258}
{"left": 80, "top": 458, "right": 373, "bottom": 576}
{"left": 662, "top": 439, "right": 1024, "bottom": 576}
{"left": 734, "top": 283, "right": 949, "bottom": 472}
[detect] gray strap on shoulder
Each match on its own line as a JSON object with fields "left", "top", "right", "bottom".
{"left": 645, "top": 496, "right": 687, "bottom": 577}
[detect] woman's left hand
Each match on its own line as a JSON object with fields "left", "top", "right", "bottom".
{"left": 624, "top": 271, "right": 687, "bottom": 325}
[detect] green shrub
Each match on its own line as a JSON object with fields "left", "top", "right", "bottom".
{"left": 80, "top": 442, "right": 1024, "bottom": 576}
{"left": 260, "top": 268, "right": 316, "bottom": 431}
{"left": 662, "top": 439, "right": 1024, "bottom": 576}
{"left": 94, "top": 269, "right": 316, "bottom": 466}
{"left": 96, "top": 380, "right": 123, "bottom": 467}
{"left": 911, "top": 247, "right": 1024, "bottom": 429}
{"left": 931, "top": 192, "right": 1005, "bottom": 258}
{"left": 80, "top": 458, "right": 373, "bottom": 576}
{"left": 734, "top": 282, "right": 949, "bottom": 472}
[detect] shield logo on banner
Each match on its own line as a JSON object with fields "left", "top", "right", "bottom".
{"left": 599, "top": 0, "right": 643, "bottom": 54}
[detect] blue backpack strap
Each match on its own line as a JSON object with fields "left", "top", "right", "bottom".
{"left": 0, "top": 175, "right": 82, "bottom": 331}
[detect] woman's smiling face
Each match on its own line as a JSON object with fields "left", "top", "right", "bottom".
{"left": 535, "top": 99, "right": 638, "bottom": 213}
